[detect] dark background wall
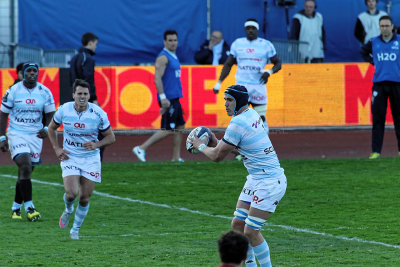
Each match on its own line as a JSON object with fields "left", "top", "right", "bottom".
{"left": 19, "top": 0, "right": 400, "bottom": 64}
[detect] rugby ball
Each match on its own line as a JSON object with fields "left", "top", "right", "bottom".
{"left": 186, "top": 126, "right": 212, "bottom": 154}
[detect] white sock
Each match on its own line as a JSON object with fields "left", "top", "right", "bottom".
{"left": 70, "top": 203, "right": 89, "bottom": 234}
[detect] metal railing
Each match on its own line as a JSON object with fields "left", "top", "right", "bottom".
{"left": 271, "top": 39, "right": 308, "bottom": 64}
{"left": 0, "top": 42, "right": 10, "bottom": 68}
{"left": 42, "top": 49, "right": 77, "bottom": 67}
{"left": 3, "top": 44, "right": 77, "bottom": 68}
{"left": 12, "top": 44, "right": 43, "bottom": 67}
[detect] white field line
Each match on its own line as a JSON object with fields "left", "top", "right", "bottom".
{"left": 1, "top": 174, "right": 399, "bottom": 249}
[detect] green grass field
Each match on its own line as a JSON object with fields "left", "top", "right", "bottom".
{"left": 0, "top": 158, "right": 399, "bottom": 266}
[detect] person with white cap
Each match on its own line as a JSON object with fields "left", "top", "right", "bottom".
{"left": 213, "top": 19, "right": 281, "bottom": 134}
{"left": 0, "top": 62, "right": 56, "bottom": 221}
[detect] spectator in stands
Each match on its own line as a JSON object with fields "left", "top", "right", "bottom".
{"left": 217, "top": 230, "right": 249, "bottom": 267}
{"left": 194, "top": 30, "right": 230, "bottom": 65}
{"left": 69, "top": 32, "right": 99, "bottom": 105}
{"left": 360, "top": 15, "right": 400, "bottom": 159}
{"left": 132, "top": 30, "right": 185, "bottom": 162}
{"left": 290, "top": 0, "right": 325, "bottom": 63}
{"left": 213, "top": 18, "right": 281, "bottom": 133}
{"left": 354, "top": 0, "right": 387, "bottom": 45}
{"left": 12, "top": 62, "right": 24, "bottom": 85}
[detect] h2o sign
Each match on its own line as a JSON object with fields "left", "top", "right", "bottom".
{"left": 377, "top": 53, "right": 397, "bottom": 61}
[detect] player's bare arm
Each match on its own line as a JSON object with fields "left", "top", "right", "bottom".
{"left": 154, "top": 55, "right": 170, "bottom": 113}
{"left": 36, "top": 111, "right": 55, "bottom": 139}
{"left": 213, "top": 55, "right": 237, "bottom": 94}
{"left": 0, "top": 111, "right": 9, "bottom": 152}
{"left": 260, "top": 55, "right": 282, "bottom": 84}
{"left": 83, "top": 127, "right": 115, "bottom": 151}
{"left": 48, "top": 119, "right": 70, "bottom": 161}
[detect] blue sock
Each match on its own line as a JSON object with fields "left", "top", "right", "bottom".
{"left": 71, "top": 203, "right": 90, "bottom": 234}
{"left": 245, "top": 244, "right": 257, "bottom": 267}
{"left": 63, "top": 193, "right": 75, "bottom": 213}
{"left": 24, "top": 200, "right": 34, "bottom": 211}
{"left": 253, "top": 240, "right": 271, "bottom": 267}
{"left": 12, "top": 202, "right": 22, "bottom": 211}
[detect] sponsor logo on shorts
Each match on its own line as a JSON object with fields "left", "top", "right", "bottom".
{"left": 30, "top": 152, "right": 40, "bottom": 159}
{"left": 87, "top": 171, "right": 100, "bottom": 179}
{"left": 63, "top": 165, "right": 80, "bottom": 170}
{"left": 250, "top": 95, "right": 266, "bottom": 101}
{"left": 242, "top": 188, "right": 254, "bottom": 196}
{"left": 11, "top": 143, "right": 27, "bottom": 149}
{"left": 252, "top": 195, "right": 264, "bottom": 204}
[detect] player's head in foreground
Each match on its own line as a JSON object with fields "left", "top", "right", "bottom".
{"left": 224, "top": 85, "right": 249, "bottom": 117}
{"left": 218, "top": 230, "right": 249, "bottom": 266}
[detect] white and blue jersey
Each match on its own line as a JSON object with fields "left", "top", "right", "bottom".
{"left": 222, "top": 108, "right": 284, "bottom": 179}
{"left": 230, "top": 37, "right": 277, "bottom": 84}
{"left": 53, "top": 102, "right": 111, "bottom": 157}
{"left": 1, "top": 81, "right": 55, "bottom": 134}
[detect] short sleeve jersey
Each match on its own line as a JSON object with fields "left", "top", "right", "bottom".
{"left": 230, "top": 37, "right": 277, "bottom": 84}
{"left": 1, "top": 81, "right": 56, "bottom": 134}
{"left": 53, "top": 102, "right": 111, "bottom": 157}
{"left": 222, "top": 108, "right": 284, "bottom": 179}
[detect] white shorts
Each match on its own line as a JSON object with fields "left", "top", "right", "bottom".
{"left": 7, "top": 131, "right": 42, "bottom": 163}
{"left": 238, "top": 173, "right": 287, "bottom": 212}
{"left": 60, "top": 153, "right": 102, "bottom": 183}
{"left": 242, "top": 83, "right": 267, "bottom": 105}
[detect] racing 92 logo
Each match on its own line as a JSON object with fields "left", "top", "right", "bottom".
{"left": 74, "top": 122, "right": 85, "bottom": 129}
{"left": 26, "top": 99, "right": 36, "bottom": 104}
{"left": 377, "top": 52, "right": 397, "bottom": 61}
{"left": 89, "top": 172, "right": 100, "bottom": 179}
{"left": 30, "top": 152, "right": 40, "bottom": 159}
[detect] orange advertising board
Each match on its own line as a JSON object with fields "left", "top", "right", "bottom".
{"left": 0, "top": 63, "right": 385, "bottom": 129}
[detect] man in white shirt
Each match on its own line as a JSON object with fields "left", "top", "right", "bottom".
{"left": 213, "top": 19, "right": 282, "bottom": 132}
{"left": 354, "top": 0, "right": 387, "bottom": 45}
{"left": 290, "top": 0, "right": 325, "bottom": 63}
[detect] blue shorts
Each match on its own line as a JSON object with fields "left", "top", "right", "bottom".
{"left": 161, "top": 98, "right": 185, "bottom": 130}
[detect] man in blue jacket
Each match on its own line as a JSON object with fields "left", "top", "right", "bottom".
{"left": 361, "top": 15, "right": 400, "bottom": 159}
